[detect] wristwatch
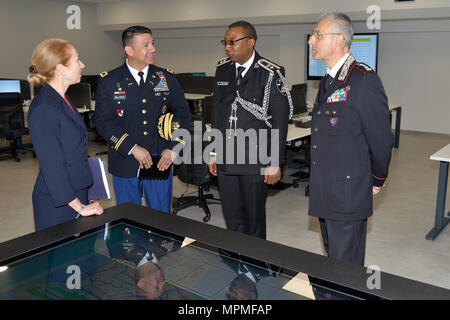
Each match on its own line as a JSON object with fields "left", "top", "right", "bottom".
{"left": 76, "top": 204, "right": 85, "bottom": 218}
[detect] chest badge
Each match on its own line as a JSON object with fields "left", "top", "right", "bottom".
{"left": 329, "top": 117, "right": 338, "bottom": 127}
{"left": 327, "top": 88, "right": 347, "bottom": 103}
{"left": 154, "top": 74, "right": 169, "bottom": 92}
{"left": 117, "top": 109, "right": 124, "bottom": 117}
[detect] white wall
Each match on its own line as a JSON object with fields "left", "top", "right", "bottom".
{"left": 97, "top": 0, "right": 450, "bottom": 28}
{"left": 1, "top": 0, "right": 449, "bottom": 134}
{"left": 149, "top": 19, "right": 450, "bottom": 135}
{"left": 0, "top": 0, "right": 123, "bottom": 79}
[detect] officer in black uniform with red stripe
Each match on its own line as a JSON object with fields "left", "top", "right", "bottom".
{"left": 308, "top": 13, "right": 393, "bottom": 265}
{"left": 95, "top": 26, "right": 190, "bottom": 213}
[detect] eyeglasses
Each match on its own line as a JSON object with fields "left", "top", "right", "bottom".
{"left": 312, "top": 31, "right": 342, "bottom": 41}
{"left": 220, "top": 36, "right": 252, "bottom": 46}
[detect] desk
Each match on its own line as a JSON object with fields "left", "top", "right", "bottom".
{"left": 1, "top": 202, "right": 448, "bottom": 300}
{"left": 185, "top": 93, "right": 211, "bottom": 101}
{"left": 389, "top": 104, "right": 402, "bottom": 149}
{"left": 426, "top": 144, "right": 450, "bottom": 240}
{"left": 287, "top": 123, "right": 311, "bottom": 142}
{"left": 24, "top": 100, "right": 96, "bottom": 128}
{"left": 77, "top": 100, "right": 96, "bottom": 113}
{"left": 184, "top": 93, "right": 211, "bottom": 117}
{"left": 286, "top": 123, "right": 311, "bottom": 192}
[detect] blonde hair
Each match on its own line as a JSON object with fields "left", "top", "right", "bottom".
{"left": 27, "top": 38, "right": 73, "bottom": 86}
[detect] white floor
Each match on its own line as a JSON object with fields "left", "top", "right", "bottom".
{"left": 0, "top": 130, "right": 449, "bottom": 291}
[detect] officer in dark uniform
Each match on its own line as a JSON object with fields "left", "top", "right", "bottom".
{"left": 95, "top": 26, "right": 191, "bottom": 213}
{"left": 81, "top": 224, "right": 181, "bottom": 300}
{"left": 308, "top": 13, "right": 393, "bottom": 265}
{"left": 219, "top": 249, "right": 276, "bottom": 300}
{"left": 209, "top": 21, "right": 292, "bottom": 239}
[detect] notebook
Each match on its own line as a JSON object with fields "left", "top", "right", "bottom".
{"left": 137, "top": 155, "right": 171, "bottom": 180}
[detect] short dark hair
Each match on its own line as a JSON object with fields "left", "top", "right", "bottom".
{"left": 228, "top": 21, "right": 257, "bottom": 42}
{"left": 122, "top": 25, "right": 152, "bottom": 48}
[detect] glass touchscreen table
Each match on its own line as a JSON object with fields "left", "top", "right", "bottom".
{"left": 0, "top": 222, "right": 354, "bottom": 300}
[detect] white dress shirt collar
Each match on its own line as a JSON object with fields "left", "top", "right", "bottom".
{"left": 235, "top": 51, "right": 255, "bottom": 78}
{"left": 327, "top": 53, "right": 350, "bottom": 78}
{"left": 137, "top": 251, "right": 158, "bottom": 269}
{"left": 126, "top": 59, "right": 149, "bottom": 85}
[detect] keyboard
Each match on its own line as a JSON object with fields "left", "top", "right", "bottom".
{"left": 294, "top": 120, "right": 311, "bottom": 128}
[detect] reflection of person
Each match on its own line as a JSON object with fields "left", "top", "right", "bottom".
{"left": 86, "top": 226, "right": 179, "bottom": 300}
{"left": 95, "top": 26, "right": 191, "bottom": 213}
{"left": 27, "top": 39, "right": 103, "bottom": 231}
{"left": 220, "top": 249, "right": 272, "bottom": 300}
{"left": 307, "top": 13, "right": 393, "bottom": 265}
{"left": 227, "top": 267, "right": 258, "bottom": 300}
{"left": 135, "top": 253, "right": 165, "bottom": 299}
{"left": 209, "top": 21, "right": 291, "bottom": 239}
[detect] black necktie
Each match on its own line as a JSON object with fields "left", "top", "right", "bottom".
{"left": 326, "top": 74, "right": 334, "bottom": 88}
{"left": 236, "top": 66, "right": 245, "bottom": 86}
{"left": 138, "top": 71, "right": 145, "bottom": 88}
{"left": 321, "top": 74, "right": 333, "bottom": 95}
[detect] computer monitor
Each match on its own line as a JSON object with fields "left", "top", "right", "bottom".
{"left": 191, "top": 72, "right": 206, "bottom": 77}
{"left": 80, "top": 75, "right": 98, "bottom": 100}
{"left": 307, "top": 33, "right": 379, "bottom": 80}
{"left": 176, "top": 72, "right": 206, "bottom": 77}
{"left": 290, "top": 84, "right": 307, "bottom": 115}
{"left": 0, "top": 80, "right": 21, "bottom": 94}
{"left": 66, "top": 83, "right": 91, "bottom": 109}
{"left": 175, "top": 74, "right": 214, "bottom": 94}
{"left": 0, "top": 92, "right": 22, "bottom": 107}
{"left": 19, "top": 80, "right": 31, "bottom": 101}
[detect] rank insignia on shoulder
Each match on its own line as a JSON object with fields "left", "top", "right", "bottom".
{"left": 217, "top": 57, "right": 231, "bottom": 67}
{"left": 100, "top": 71, "right": 108, "bottom": 78}
{"left": 166, "top": 68, "right": 174, "bottom": 74}
{"left": 356, "top": 62, "right": 372, "bottom": 72}
{"left": 257, "top": 59, "right": 281, "bottom": 72}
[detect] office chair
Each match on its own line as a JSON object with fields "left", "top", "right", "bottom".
{"left": 19, "top": 80, "right": 31, "bottom": 101}
{"left": 292, "top": 83, "right": 307, "bottom": 93}
{"left": 172, "top": 116, "right": 221, "bottom": 222}
{"left": 291, "top": 136, "right": 310, "bottom": 196}
{"left": 0, "top": 93, "right": 35, "bottom": 162}
{"left": 80, "top": 75, "right": 99, "bottom": 100}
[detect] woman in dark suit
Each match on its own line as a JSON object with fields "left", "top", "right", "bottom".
{"left": 27, "top": 38, "right": 103, "bottom": 231}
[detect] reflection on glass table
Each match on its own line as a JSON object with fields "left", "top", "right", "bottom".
{"left": 0, "top": 222, "right": 354, "bottom": 300}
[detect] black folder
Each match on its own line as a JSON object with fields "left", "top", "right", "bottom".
{"left": 138, "top": 155, "right": 171, "bottom": 180}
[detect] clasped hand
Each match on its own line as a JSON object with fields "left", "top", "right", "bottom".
{"left": 79, "top": 201, "right": 104, "bottom": 217}
{"left": 132, "top": 145, "right": 175, "bottom": 171}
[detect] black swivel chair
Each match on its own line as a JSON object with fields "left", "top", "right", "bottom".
{"left": 0, "top": 93, "right": 34, "bottom": 162}
{"left": 172, "top": 115, "right": 221, "bottom": 223}
{"left": 292, "top": 82, "right": 307, "bottom": 92}
{"left": 289, "top": 83, "right": 310, "bottom": 195}
{"left": 291, "top": 137, "right": 310, "bottom": 196}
